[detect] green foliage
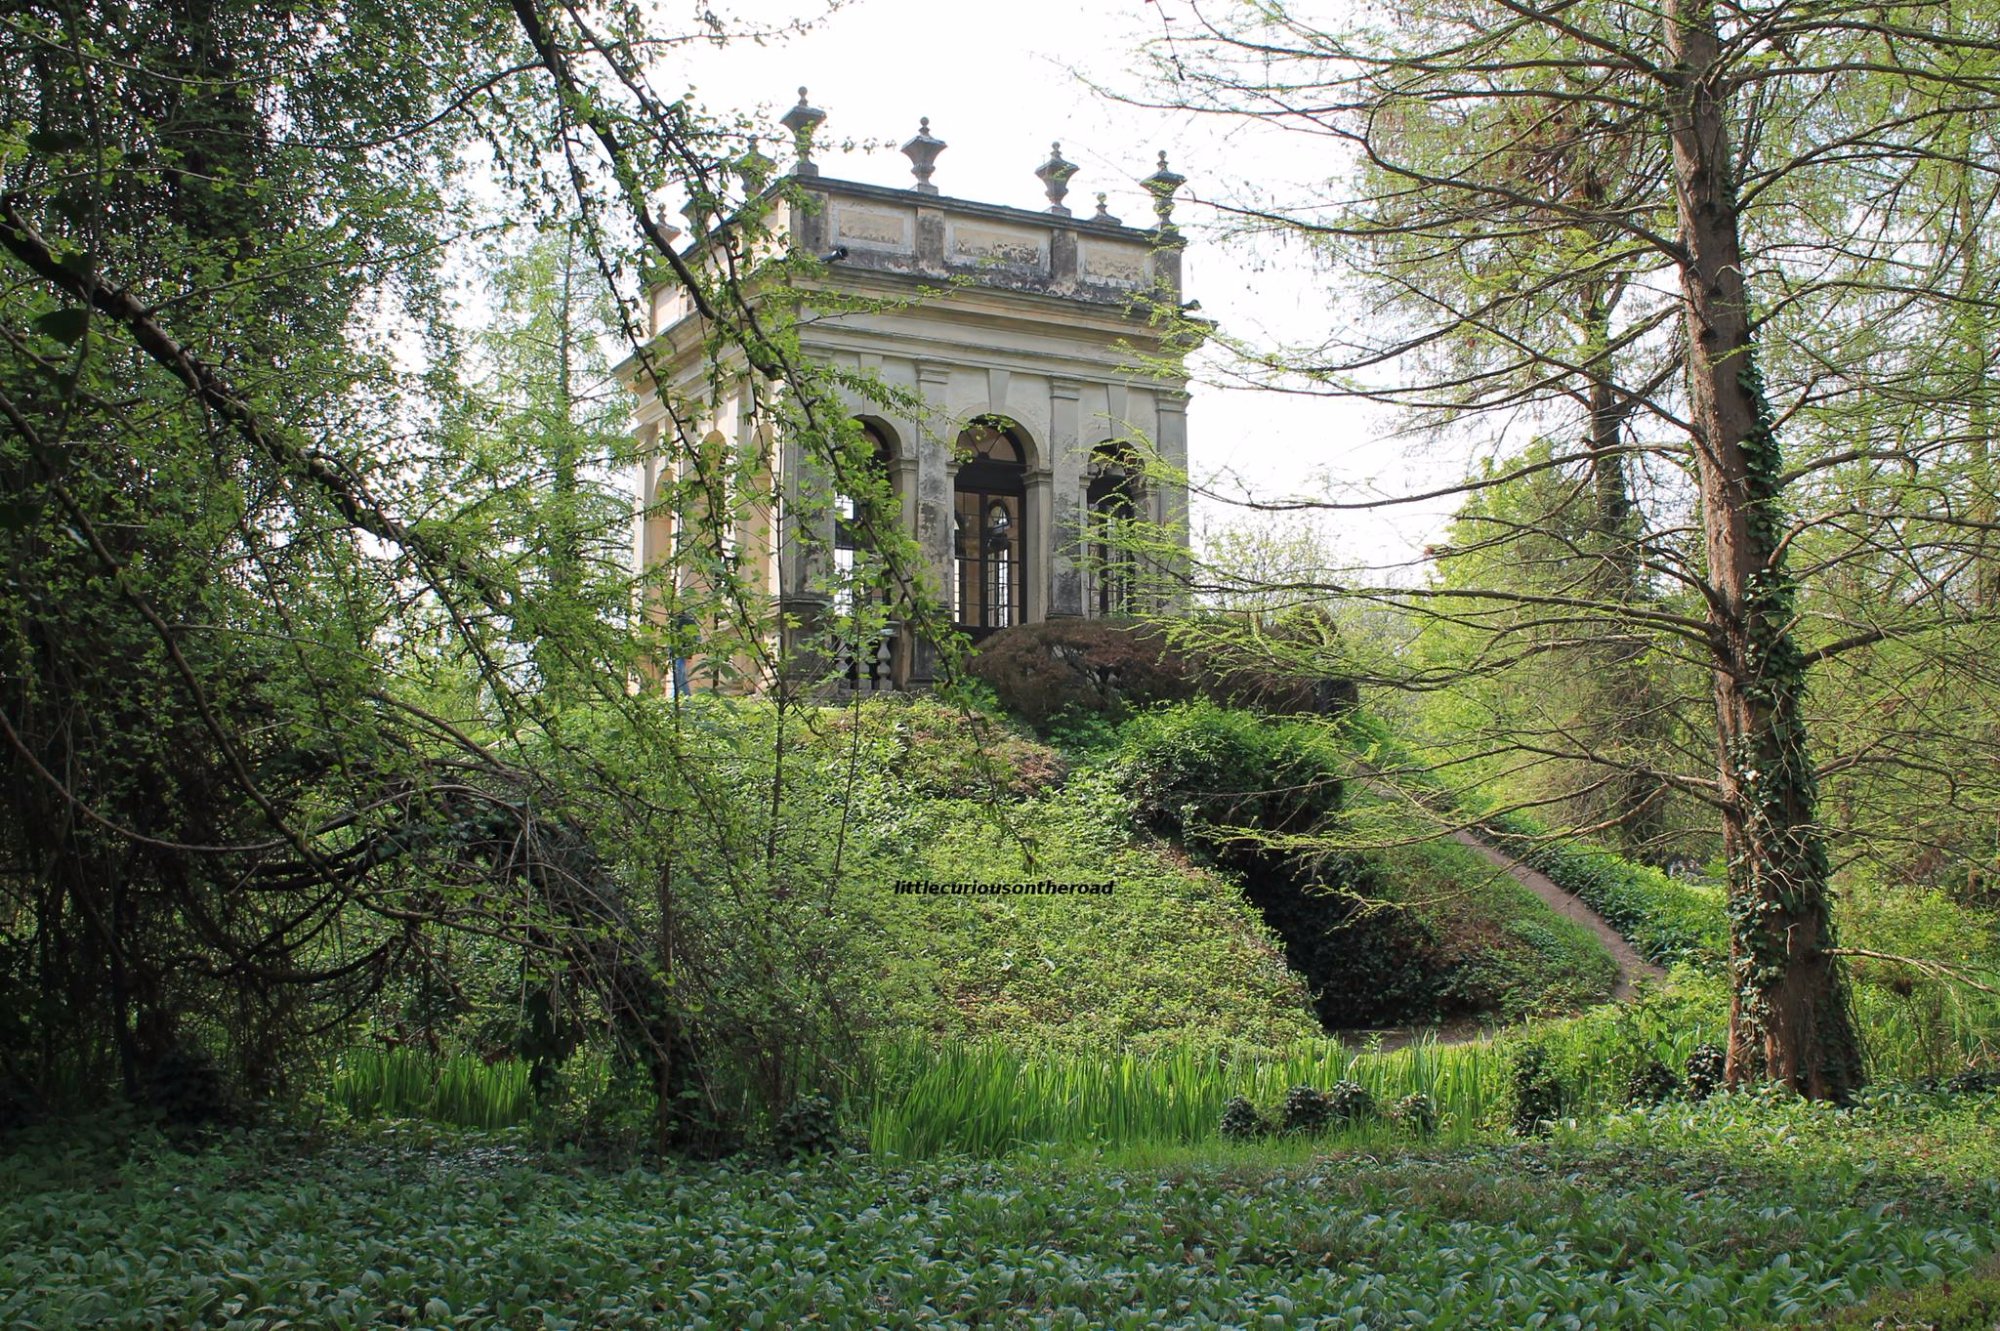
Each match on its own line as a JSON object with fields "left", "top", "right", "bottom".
{"left": 330, "top": 1048, "right": 532, "bottom": 1132}
{"left": 1480, "top": 818, "right": 1730, "bottom": 972}
{"left": 1392, "top": 1092, "right": 1438, "bottom": 1135}
{"left": 1749, "top": 1256, "right": 2000, "bottom": 1330}
{"left": 1115, "top": 699, "right": 1345, "bottom": 867}
{"left": 1326, "top": 1078, "right": 1375, "bottom": 1125}
{"left": 1686, "top": 1044, "right": 1726, "bottom": 1101}
{"left": 771, "top": 1093, "right": 840, "bottom": 1158}
{"left": 1624, "top": 1059, "right": 1681, "bottom": 1108}
{"left": 864, "top": 1035, "right": 1508, "bottom": 1157}
{"left": 10, "top": 1098, "right": 2000, "bottom": 1329}
{"left": 1218, "top": 1096, "right": 1268, "bottom": 1140}
{"left": 1510, "top": 1043, "right": 1565, "bottom": 1136}
{"left": 1107, "top": 702, "right": 1620, "bottom": 1031}
{"left": 1280, "top": 1084, "right": 1332, "bottom": 1135}
{"left": 1355, "top": 818, "right": 1623, "bottom": 1022}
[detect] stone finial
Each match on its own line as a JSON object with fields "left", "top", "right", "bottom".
{"left": 1090, "top": 192, "right": 1120, "bottom": 227}
{"left": 901, "top": 117, "right": 946, "bottom": 195}
{"left": 1036, "top": 141, "right": 1077, "bottom": 216}
{"left": 1142, "top": 150, "right": 1187, "bottom": 236}
{"left": 738, "top": 135, "right": 775, "bottom": 192}
{"left": 780, "top": 86, "right": 826, "bottom": 178}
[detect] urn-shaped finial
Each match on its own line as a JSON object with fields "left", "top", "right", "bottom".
{"left": 1142, "top": 150, "right": 1187, "bottom": 236}
{"left": 780, "top": 87, "right": 826, "bottom": 177}
{"left": 738, "top": 135, "right": 775, "bottom": 193}
{"left": 901, "top": 117, "right": 946, "bottom": 195}
{"left": 1036, "top": 141, "right": 1078, "bottom": 216}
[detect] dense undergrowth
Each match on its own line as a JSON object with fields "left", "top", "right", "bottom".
{"left": 9, "top": 1085, "right": 2000, "bottom": 1330}
{"left": 11, "top": 697, "right": 2000, "bottom": 1327}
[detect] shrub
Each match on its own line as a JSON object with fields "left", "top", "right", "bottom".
{"left": 1219, "top": 1096, "right": 1269, "bottom": 1140}
{"left": 1391, "top": 1092, "right": 1438, "bottom": 1135}
{"left": 144, "top": 1042, "right": 236, "bottom": 1129}
{"left": 967, "top": 617, "right": 1357, "bottom": 731}
{"left": 1327, "top": 1079, "right": 1376, "bottom": 1124}
{"left": 1116, "top": 700, "right": 1344, "bottom": 871}
{"left": 1511, "top": 1043, "right": 1564, "bottom": 1136}
{"left": 1948, "top": 1069, "right": 2000, "bottom": 1095}
{"left": 967, "top": 620, "right": 1201, "bottom": 728}
{"left": 772, "top": 1092, "right": 840, "bottom": 1157}
{"left": 1282, "top": 1084, "right": 1333, "bottom": 1135}
{"left": 1685, "top": 1043, "right": 1726, "bottom": 1101}
{"left": 1624, "top": 1059, "right": 1681, "bottom": 1107}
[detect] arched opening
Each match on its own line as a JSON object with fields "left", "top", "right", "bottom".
{"left": 833, "top": 421, "right": 897, "bottom": 615}
{"left": 953, "top": 417, "right": 1028, "bottom": 639}
{"left": 833, "top": 421, "right": 900, "bottom": 691}
{"left": 1086, "top": 440, "right": 1144, "bottom": 617}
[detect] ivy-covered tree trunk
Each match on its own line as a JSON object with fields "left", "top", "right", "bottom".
{"left": 1580, "top": 280, "right": 1665, "bottom": 852}
{"left": 1665, "top": 0, "right": 1863, "bottom": 1099}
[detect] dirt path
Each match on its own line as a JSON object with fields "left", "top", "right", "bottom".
{"left": 1443, "top": 828, "right": 1667, "bottom": 1002}
{"left": 1330, "top": 781, "right": 1670, "bottom": 1049}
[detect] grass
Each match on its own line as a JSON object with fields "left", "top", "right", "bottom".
{"left": 863, "top": 1036, "right": 1509, "bottom": 1157}
{"left": 818, "top": 702, "right": 1329, "bottom": 1054}
{"left": 328, "top": 1048, "right": 533, "bottom": 1131}
{"left": 1351, "top": 800, "right": 1624, "bottom": 1020}
{"left": 325, "top": 971, "right": 2000, "bottom": 1161}
{"left": 1483, "top": 820, "right": 1730, "bottom": 971}
{"left": 8, "top": 1090, "right": 2000, "bottom": 1329}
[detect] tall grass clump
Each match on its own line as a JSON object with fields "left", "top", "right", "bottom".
{"left": 863, "top": 1036, "right": 1509, "bottom": 1157}
{"left": 330, "top": 1048, "right": 532, "bottom": 1130}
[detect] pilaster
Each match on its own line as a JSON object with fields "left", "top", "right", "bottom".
{"left": 1047, "top": 379, "right": 1085, "bottom": 617}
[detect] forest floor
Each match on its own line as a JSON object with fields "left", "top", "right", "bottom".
{"left": 6, "top": 1089, "right": 2000, "bottom": 1330}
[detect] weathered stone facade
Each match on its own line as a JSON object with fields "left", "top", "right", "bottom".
{"left": 620, "top": 107, "right": 1195, "bottom": 690}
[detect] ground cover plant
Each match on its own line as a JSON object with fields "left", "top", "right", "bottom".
{"left": 9, "top": 1085, "right": 2000, "bottom": 1330}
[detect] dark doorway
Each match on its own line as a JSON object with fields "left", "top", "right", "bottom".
{"left": 953, "top": 418, "right": 1028, "bottom": 640}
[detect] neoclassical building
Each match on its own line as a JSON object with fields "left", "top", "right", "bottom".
{"left": 621, "top": 93, "right": 1196, "bottom": 690}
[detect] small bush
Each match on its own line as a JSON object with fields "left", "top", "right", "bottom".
{"left": 1219, "top": 1096, "right": 1269, "bottom": 1140}
{"left": 1511, "top": 1043, "right": 1564, "bottom": 1136}
{"left": 1391, "top": 1092, "right": 1437, "bottom": 1135}
{"left": 1624, "top": 1059, "right": 1681, "bottom": 1107}
{"left": 1116, "top": 700, "right": 1345, "bottom": 871}
{"left": 772, "top": 1092, "right": 840, "bottom": 1157}
{"left": 1327, "top": 1079, "right": 1376, "bottom": 1124}
{"left": 1947, "top": 1068, "right": 2000, "bottom": 1095}
{"left": 144, "top": 1043, "right": 235, "bottom": 1129}
{"left": 1685, "top": 1043, "right": 1726, "bottom": 1101}
{"left": 1282, "top": 1084, "right": 1333, "bottom": 1135}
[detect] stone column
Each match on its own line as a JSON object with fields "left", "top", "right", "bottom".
{"left": 1026, "top": 463, "right": 1052, "bottom": 624}
{"left": 775, "top": 387, "right": 833, "bottom": 671}
{"left": 890, "top": 440, "right": 921, "bottom": 688}
{"left": 1153, "top": 387, "right": 1192, "bottom": 612}
{"left": 911, "top": 361, "right": 956, "bottom": 684}
{"left": 1046, "top": 379, "right": 1084, "bottom": 617}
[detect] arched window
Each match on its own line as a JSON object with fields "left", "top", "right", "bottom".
{"left": 1086, "top": 440, "right": 1143, "bottom": 616}
{"left": 953, "top": 418, "right": 1028, "bottom": 637}
{"left": 834, "top": 422, "right": 895, "bottom": 615}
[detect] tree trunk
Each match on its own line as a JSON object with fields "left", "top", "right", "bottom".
{"left": 1665, "top": 0, "right": 1863, "bottom": 1099}
{"left": 1580, "top": 281, "right": 1664, "bottom": 850}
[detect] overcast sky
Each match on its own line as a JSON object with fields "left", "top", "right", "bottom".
{"left": 646, "top": 0, "right": 1462, "bottom": 573}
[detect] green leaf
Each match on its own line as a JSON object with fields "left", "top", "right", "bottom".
{"left": 33, "top": 308, "right": 88, "bottom": 345}
{"left": 25, "top": 128, "right": 86, "bottom": 154}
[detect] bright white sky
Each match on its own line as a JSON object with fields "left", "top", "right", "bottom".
{"left": 645, "top": 0, "right": 1465, "bottom": 574}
